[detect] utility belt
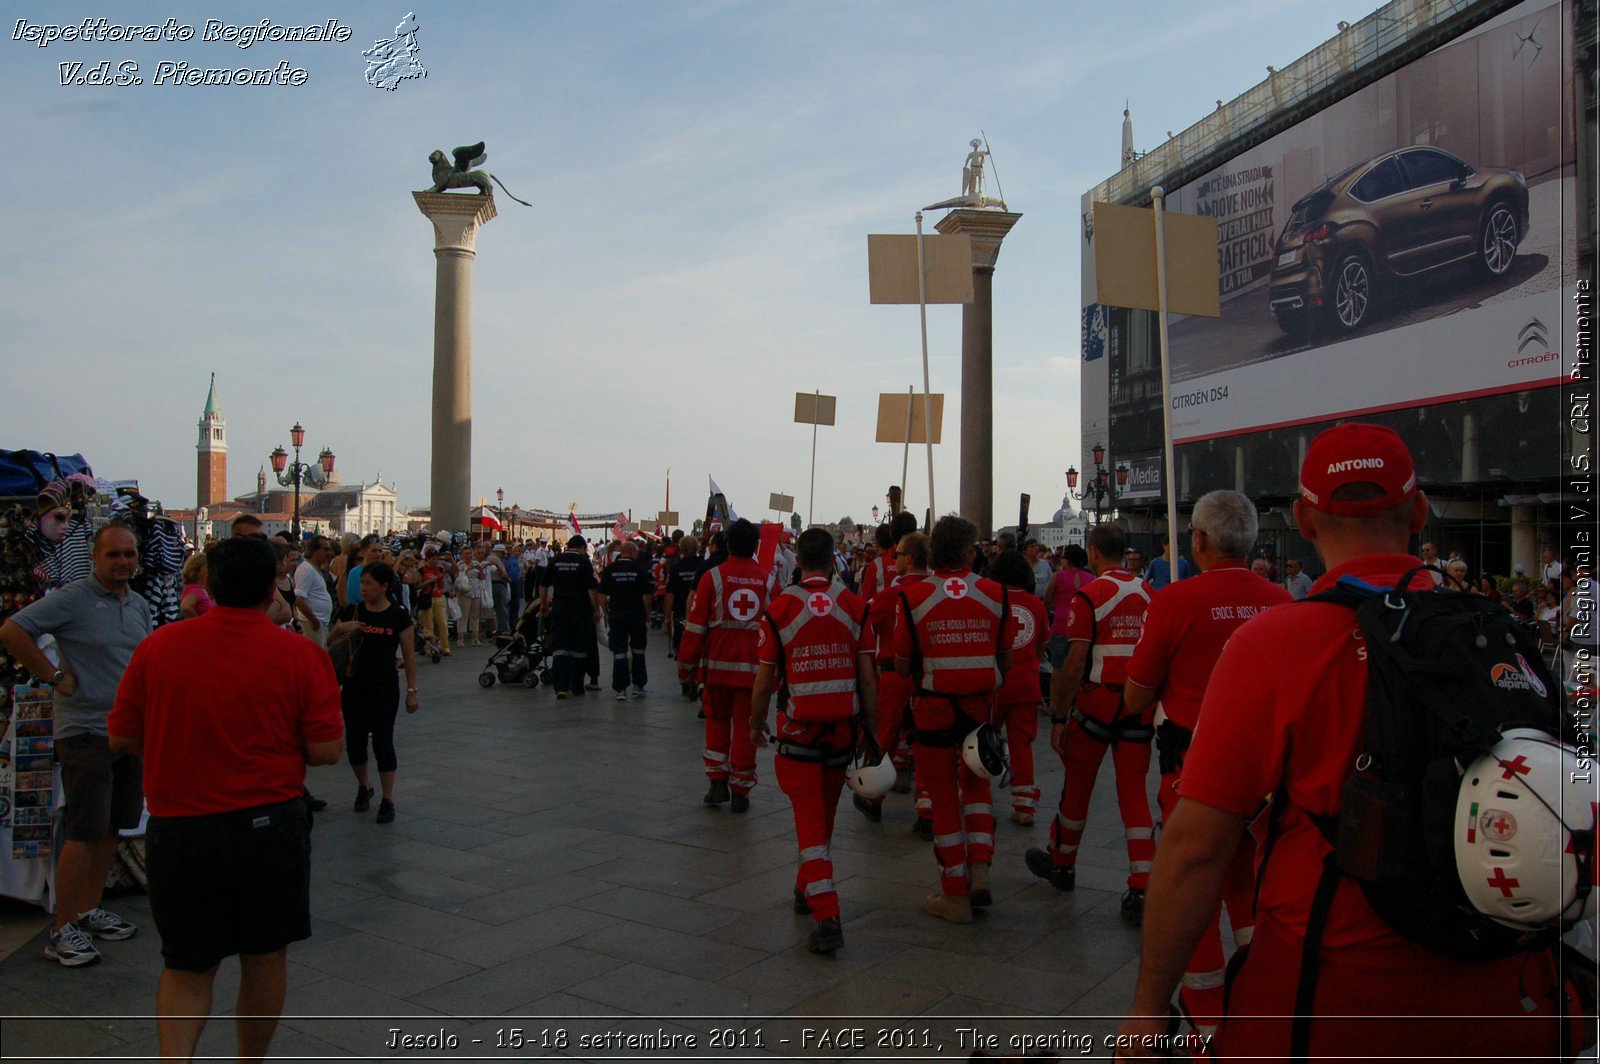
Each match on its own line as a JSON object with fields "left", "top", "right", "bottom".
{"left": 1068, "top": 692, "right": 1154, "bottom": 745}
{"left": 775, "top": 714, "right": 857, "bottom": 767}
{"left": 1155, "top": 719, "right": 1194, "bottom": 776}
{"left": 911, "top": 694, "right": 985, "bottom": 748}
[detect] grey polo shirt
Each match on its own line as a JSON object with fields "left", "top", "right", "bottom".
{"left": 10, "top": 575, "right": 150, "bottom": 739}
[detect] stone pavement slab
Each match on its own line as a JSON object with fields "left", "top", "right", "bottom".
{"left": 0, "top": 623, "right": 1158, "bottom": 1061}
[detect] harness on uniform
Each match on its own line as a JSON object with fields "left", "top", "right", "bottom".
{"left": 761, "top": 582, "right": 861, "bottom": 766}
{"left": 1067, "top": 588, "right": 1154, "bottom": 746}
{"left": 901, "top": 582, "right": 1009, "bottom": 747}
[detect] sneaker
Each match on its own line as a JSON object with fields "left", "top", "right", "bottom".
{"left": 44, "top": 924, "right": 101, "bottom": 967}
{"left": 703, "top": 780, "right": 731, "bottom": 806}
{"left": 1011, "top": 810, "right": 1035, "bottom": 826}
{"left": 969, "top": 863, "right": 993, "bottom": 909}
{"left": 892, "top": 768, "right": 914, "bottom": 794}
{"left": 1121, "top": 888, "right": 1146, "bottom": 925}
{"left": 555, "top": 691, "right": 569, "bottom": 700}
{"left": 1024, "top": 847, "right": 1077, "bottom": 891}
{"left": 629, "top": 686, "right": 646, "bottom": 699}
{"left": 923, "top": 892, "right": 974, "bottom": 924}
{"left": 354, "top": 786, "right": 374, "bottom": 813}
{"left": 793, "top": 890, "right": 811, "bottom": 915}
{"left": 852, "top": 794, "right": 882, "bottom": 823}
{"left": 808, "top": 918, "right": 845, "bottom": 954}
{"left": 77, "top": 908, "right": 137, "bottom": 941}
{"left": 616, "top": 691, "right": 628, "bottom": 702}
{"left": 376, "top": 799, "right": 396, "bottom": 824}
{"left": 306, "top": 795, "right": 328, "bottom": 812}
{"left": 911, "top": 817, "right": 934, "bottom": 841}
{"left": 585, "top": 682, "right": 601, "bottom": 691}
{"left": 730, "top": 793, "right": 750, "bottom": 814}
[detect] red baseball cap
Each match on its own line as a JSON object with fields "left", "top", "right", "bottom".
{"left": 1299, "top": 423, "right": 1417, "bottom": 517}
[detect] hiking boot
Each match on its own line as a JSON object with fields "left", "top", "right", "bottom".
{"left": 852, "top": 794, "right": 882, "bottom": 823}
{"left": 969, "top": 863, "right": 993, "bottom": 909}
{"left": 1024, "top": 847, "right": 1076, "bottom": 891}
{"left": 911, "top": 817, "right": 934, "bottom": 841}
{"left": 808, "top": 918, "right": 845, "bottom": 954}
{"left": 793, "top": 890, "right": 811, "bottom": 915}
{"left": 354, "top": 786, "right": 374, "bottom": 813}
{"left": 1121, "top": 888, "right": 1146, "bottom": 925}
{"left": 703, "top": 780, "right": 731, "bottom": 806}
{"left": 77, "top": 908, "right": 136, "bottom": 941}
{"left": 730, "top": 793, "right": 750, "bottom": 814}
{"left": 923, "top": 893, "right": 974, "bottom": 924}
{"left": 892, "top": 768, "right": 914, "bottom": 794}
{"left": 1011, "top": 809, "right": 1035, "bottom": 826}
{"left": 376, "top": 799, "right": 396, "bottom": 824}
{"left": 44, "top": 924, "right": 101, "bottom": 967}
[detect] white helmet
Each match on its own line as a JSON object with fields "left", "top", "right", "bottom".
{"left": 962, "top": 724, "right": 1009, "bottom": 782}
{"left": 847, "top": 753, "right": 897, "bottom": 799}
{"left": 1454, "top": 729, "right": 1597, "bottom": 931}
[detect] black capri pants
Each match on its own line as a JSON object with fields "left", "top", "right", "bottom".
{"left": 342, "top": 674, "right": 400, "bottom": 773}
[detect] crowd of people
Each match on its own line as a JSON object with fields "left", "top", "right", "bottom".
{"left": 0, "top": 421, "right": 1593, "bottom": 1061}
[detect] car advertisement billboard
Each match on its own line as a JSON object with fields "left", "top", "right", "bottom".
{"left": 1151, "top": 0, "right": 1574, "bottom": 445}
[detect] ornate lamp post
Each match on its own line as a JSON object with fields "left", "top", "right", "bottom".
{"left": 269, "top": 422, "right": 335, "bottom": 540}
{"left": 1065, "top": 443, "right": 1128, "bottom": 526}
{"left": 496, "top": 486, "right": 505, "bottom": 542}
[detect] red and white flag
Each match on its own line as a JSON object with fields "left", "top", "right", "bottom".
{"left": 612, "top": 513, "right": 626, "bottom": 541}
{"left": 568, "top": 510, "right": 582, "bottom": 537}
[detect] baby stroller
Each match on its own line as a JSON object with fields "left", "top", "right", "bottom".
{"left": 478, "top": 605, "right": 551, "bottom": 689}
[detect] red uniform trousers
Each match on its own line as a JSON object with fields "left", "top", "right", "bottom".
{"left": 999, "top": 699, "right": 1040, "bottom": 815}
{"left": 864, "top": 669, "right": 928, "bottom": 815}
{"left": 912, "top": 695, "right": 995, "bottom": 897}
{"left": 772, "top": 716, "right": 852, "bottom": 923}
{"left": 1157, "top": 771, "right": 1256, "bottom": 1036}
{"left": 1046, "top": 688, "right": 1155, "bottom": 889}
{"left": 1216, "top": 918, "right": 1563, "bottom": 1062}
{"left": 701, "top": 684, "right": 757, "bottom": 794}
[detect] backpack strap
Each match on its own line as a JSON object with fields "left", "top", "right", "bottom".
{"left": 1291, "top": 850, "right": 1344, "bottom": 1063}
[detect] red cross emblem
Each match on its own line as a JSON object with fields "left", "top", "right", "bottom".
{"left": 1499, "top": 755, "right": 1532, "bottom": 781}
{"left": 1492, "top": 815, "right": 1513, "bottom": 837}
{"left": 944, "top": 578, "right": 967, "bottom": 599}
{"left": 807, "top": 592, "right": 832, "bottom": 617}
{"left": 1485, "top": 867, "right": 1520, "bottom": 898}
{"left": 728, "top": 588, "right": 760, "bottom": 622}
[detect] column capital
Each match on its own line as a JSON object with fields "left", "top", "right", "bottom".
{"left": 934, "top": 209, "right": 1022, "bottom": 270}
{"left": 413, "top": 192, "right": 498, "bottom": 254}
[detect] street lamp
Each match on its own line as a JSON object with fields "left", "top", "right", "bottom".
{"left": 269, "top": 422, "right": 335, "bottom": 540}
{"left": 1065, "top": 443, "right": 1127, "bottom": 525}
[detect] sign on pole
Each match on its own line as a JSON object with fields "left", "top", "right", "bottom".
{"left": 658, "top": 510, "right": 679, "bottom": 527}
{"left": 867, "top": 234, "right": 976, "bottom": 304}
{"left": 793, "top": 392, "right": 837, "bottom": 426}
{"left": 638, "top": 519, "right": 658, "bottom": 533}
{"left": 769, "top": 493, "right": 795, "bottom": 513}
{"left": 875, "top": 392, "right": 944, "bottom": 444}
{"left": 1090, "top": 202, "right": 1221, "bottom": 318}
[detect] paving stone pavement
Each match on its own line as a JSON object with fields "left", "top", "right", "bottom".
{"left": 0, "top": 626, "right": 1160, "bottom": 1062}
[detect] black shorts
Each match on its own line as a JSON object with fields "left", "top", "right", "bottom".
{"left": 56, "top": 734, "right": 144, "bottom": 842}
{"left": 146, "top": 799, "right": 312, "bottom": 971}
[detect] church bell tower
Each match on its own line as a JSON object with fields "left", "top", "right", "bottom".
{"left": 197, "top": 373, "right": 227, "bottom": 508}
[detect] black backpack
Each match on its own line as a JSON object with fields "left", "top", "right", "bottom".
{"left": 1265, "top": 567, "right": 1571, "bottom": 1055}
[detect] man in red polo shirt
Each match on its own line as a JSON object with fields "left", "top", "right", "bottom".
{"left": 750, "top": 527, "right": 877, "bottom": 953}
{"left": 1115, "top": 424, "right": 1565, "bottom": 1060}
{"left": 893, "top": 515, "right": 1014, "bottom": 923}
{"left": 1121, "top": 490, "right": 1291, "bottom": 1040}
{"left": 109, "top": 537, "right": 344, "bottom": 1063}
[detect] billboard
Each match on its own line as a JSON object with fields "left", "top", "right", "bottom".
{"left": 1090, "top": 0, "right": 1575, "bottom": 454}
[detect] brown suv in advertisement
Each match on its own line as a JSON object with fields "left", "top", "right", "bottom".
{"left": 1268, "top": 146, "right": 1528, "bottom": 336}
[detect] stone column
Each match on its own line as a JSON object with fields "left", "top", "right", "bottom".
{"left": 935, "top": 208, "right": 1021, "bottom": 535}
{"left": 413, "top": 192, "right": 497, "bottom": 535}
{"left": 1510, "top": 503, "right": 1537, "bottom": 577}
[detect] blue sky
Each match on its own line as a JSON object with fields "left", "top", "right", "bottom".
{"left": 2, "top": 0, "right": 1340, "bottom": 527}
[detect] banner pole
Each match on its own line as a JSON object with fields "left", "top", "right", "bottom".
{"left": 901, "top": 385, "right": 913, "bottom": 513}
{"left": 915, "top": 212, "right": 936, "bottom": 523}
{"left": 1152, "top": 186, "right": 1182, "bottom": 584}
{"left": 809, "top": 389, "right": 820, "bottom": 529}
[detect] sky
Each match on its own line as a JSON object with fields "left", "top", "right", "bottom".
{"left": 2, "top": 0, "right": 1344, "bottom": 529}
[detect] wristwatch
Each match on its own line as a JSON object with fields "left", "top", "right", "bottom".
{"left": 49, "top": 669, "right": 65, "bottom": 686}
{"left": 1050, "top": 714, "right": 1069, "bottom": 725}
{"left": 406, "top": 687, "right": 418, "bottom": 693}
